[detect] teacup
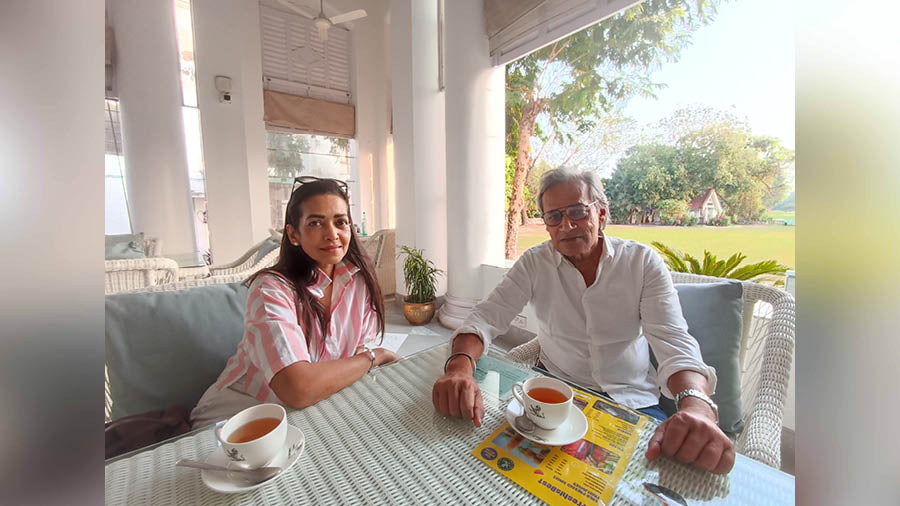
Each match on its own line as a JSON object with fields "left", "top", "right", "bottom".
{"left": 215, "top": 403, "right": 287, "bottom": 469}
{"left": 512, "top": 377, "right": 573, "bottom": 430}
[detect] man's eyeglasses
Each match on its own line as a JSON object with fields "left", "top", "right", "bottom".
{"left": 541, "top": 200, "right": 598, "bottom": 227}
{"left": 291, "top": 176, "right": 349, "bottom": 196}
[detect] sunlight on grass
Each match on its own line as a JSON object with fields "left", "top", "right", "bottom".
{"left": 517, "top": 224, "right": 795, "bottom": 269}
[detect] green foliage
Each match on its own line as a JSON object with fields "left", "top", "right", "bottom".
{"left": 686, "top": 215, "right": 700, "bottom": 226}
{"left": 656, "top": 199, "right": 689, "bottom": 224}
{"left": 651, "top": 241, "right": 787, "bottom": 282}
{"left": 713, "top": 215, "right": 731, "bottom": 226}
{"left": 397, "top": 245, "right": 443, "bottom": 304}
{"left": 266, "top": 132, "right": 309, "bottom": 178}
{"left": 606, "top": 106, "right": 794, "bottom": 224}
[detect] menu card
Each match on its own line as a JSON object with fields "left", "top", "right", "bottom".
{"left": 473, "top": 388, "right": 650, "bottom": 506}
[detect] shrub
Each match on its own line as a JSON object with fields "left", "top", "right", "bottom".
{"left": 686, "top": 215, "right": 699, "bottom": 226}
{"left": 651, "top": 241, "right": 787, "bottom": 284}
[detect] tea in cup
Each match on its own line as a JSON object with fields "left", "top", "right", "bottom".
{"left": 215, "top": 403, "right": 287, "bottom": 468}
{"left": 512, "top": 377, "right": 573, "bottom": 430}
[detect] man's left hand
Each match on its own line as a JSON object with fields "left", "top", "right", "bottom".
{"left": 645, "top": 397, "right": 735, "bottom": 474}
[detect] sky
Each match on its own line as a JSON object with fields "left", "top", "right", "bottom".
{"left": 622, "top": 0, "right": 795, "bottom": 150}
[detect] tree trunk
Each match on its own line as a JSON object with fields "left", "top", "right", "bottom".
{"left": 505, "top": 102, "right": 539, "bottom": 259}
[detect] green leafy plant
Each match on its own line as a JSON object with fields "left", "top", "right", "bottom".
{"left": 397, "top": 245, "right": 444, "bottom": 304}
{"left": 651, "top": 241, "right": 787, "bottom": 284}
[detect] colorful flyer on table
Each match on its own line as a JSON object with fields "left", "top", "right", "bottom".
{"left": 473, "top": 389, "right": 651, "bottom": 506}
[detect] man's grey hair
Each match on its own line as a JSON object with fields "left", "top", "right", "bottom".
{"left": 536, "top": 168, "right": 610, "bottom": 228}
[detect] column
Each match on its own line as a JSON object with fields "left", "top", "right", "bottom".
{"left": 390, "top": 0, "right": 448, "bottom": 297}
{"left": 192, "top": 0, "right": 271, "bottom": 263}
{"left": 111, "top": 0, "right": 196, "bottom": 260}
{"left": 438, "top": 0, "right": 506, "bottom": 328}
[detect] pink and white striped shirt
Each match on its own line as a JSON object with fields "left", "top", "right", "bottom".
{"left": 211, "top": 261, "right": 379, "bottom": 404}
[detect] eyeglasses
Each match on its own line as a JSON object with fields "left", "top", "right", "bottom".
{"left": 291, "top": 175, "right": 349, "bottom": 195}
{"left": 541, "top": 200, "right": 598, "bottom": 226}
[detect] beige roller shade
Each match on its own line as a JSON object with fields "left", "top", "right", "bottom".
{"left": 263, "top": 90, "right": 356, "bottom": 137}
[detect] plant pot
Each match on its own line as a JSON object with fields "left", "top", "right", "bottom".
{"left": 403, "top": 297, "right": 435, "bottom": 325}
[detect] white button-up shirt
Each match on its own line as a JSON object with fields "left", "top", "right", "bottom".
{"left": 455, "top": 235, "right": 717, "bottom": 409}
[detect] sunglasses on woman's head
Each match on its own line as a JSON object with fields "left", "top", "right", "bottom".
{"left": 291, "top": 176, "right": 349, "bottom": 196}
{"left": 541, "top": 200, "right": 598, "bottom": 226}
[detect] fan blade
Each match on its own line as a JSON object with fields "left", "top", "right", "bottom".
{"left": 274, "top": 0, "right": 316, "bottom": 19}
{"left": 317, "top": 24, "right": 329, "bottom": 41}
{"left": 329, "top": 9, "right": 367, "bottom": 25}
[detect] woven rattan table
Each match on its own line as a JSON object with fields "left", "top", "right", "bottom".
{"left": 105, "top": 343, "right": 794, "bottom": 505}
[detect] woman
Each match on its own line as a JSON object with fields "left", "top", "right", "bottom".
{"left": 191, "top": 177, "right": 401, "bottom": 428}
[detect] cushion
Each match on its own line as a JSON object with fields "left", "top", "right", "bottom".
{"left": 105, "top": 283, "right": 249, "bottom": 420}
{"left": 105, "top": 233, "right": 146, "bottom": 260}
{"left": 653, "top": 280, "right": 744, "bottom": 434}
{"left": 253, "top": 237, "right": 282, "bottom": 265}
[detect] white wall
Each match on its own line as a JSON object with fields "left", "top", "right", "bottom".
{"left": 110, "top": 0, "right": 197, "bottom": 260}
{"left": 193, "top": 0, "right": 271, "bottom": 263}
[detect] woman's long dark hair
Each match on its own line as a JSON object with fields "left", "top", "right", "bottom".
{"left": 247, "top": 178, "right": 385, "bottom": 344}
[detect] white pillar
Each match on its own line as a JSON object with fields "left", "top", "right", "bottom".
{"left": 111, "top": 0, "right": 196, "bottom": 259}
{"left": 390, "top": 0, "right": 448, "bottom": 297}
{"left": 192, "top": 0, "right": 270, "bottom": 263}
{"left": 438, "top": 0, "right": 506, "bottom": 328}
{"left": 351, "top": 0, "right": 389, "bottom": 231}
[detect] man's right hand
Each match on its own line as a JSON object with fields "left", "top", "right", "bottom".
{"left": 432, "top": 357, "right": 485, "bottom": 427}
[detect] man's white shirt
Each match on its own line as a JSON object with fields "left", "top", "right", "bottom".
{"left": 454, "top": 235, "right": 717, "bottom": 409}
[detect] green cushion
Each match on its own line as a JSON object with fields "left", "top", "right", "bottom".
{"left": 105, "top": 233, "right": 146, "bottom": 259}
{"left": 105, "top": 283, "right": 248, "bottom": 420}
{"left": 653, "top": 280, "right": 744, "bottom": 434}
{"left": 253, "top": 237, "right": 281, "bottom": 265}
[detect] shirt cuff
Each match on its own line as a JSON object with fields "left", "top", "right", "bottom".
{"left": 656, "top": 358, "right": 718, "bottom": 399}
{"left": 451, "top": 324, "right": 491, "bottom": 350}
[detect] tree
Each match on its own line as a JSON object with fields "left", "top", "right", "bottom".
{"left": 266, "top": 131, "right": 310, "bottom": 178}
{"left": 504, "top": 0, "right": 721, "bottom": 258}
{"left": 605, "top": 143, "right": 689, "bottom": 223}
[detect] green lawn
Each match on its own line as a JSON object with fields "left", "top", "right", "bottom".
{"left": 517, "top": 224, "right": 795, "bottom": 269}
{"left": 765, "top": 210, "right": 795, "bottom": 221}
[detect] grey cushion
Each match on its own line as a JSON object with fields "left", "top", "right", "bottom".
{"left": 105, "top": 283, "right": 248, "bottom": 420}
{"left": 253, "top": 237, "right": 282, "bottom": 265}
{"left": 105, "top": 233, "right": 146, "bottom": 259}
{"left": 653, "top": 280, "right": 744, "bottom": 434}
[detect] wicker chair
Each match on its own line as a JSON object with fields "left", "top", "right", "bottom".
{"left": 207, "top": 235, "right": 281, "bottom": 278}
{"left": 506, "top": 272, "right": 795, "bottom": 469}
{"left": 104, "top": 257, "right": 179, "bottom": 294}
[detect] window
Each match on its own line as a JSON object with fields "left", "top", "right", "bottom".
{"left": 105, "top": 99, "right": 132, "bottom": 234}
{"left": 174, "top": 0, "right": 211, "bottom": 262}
{"left": 266, "top": 131, "right": 357, "bottom": 230}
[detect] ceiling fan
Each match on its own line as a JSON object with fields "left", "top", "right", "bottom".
{"left": 275, "top": 0, "right": 367, "bottom": 41}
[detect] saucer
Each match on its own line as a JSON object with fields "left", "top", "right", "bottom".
{"left": 200, "top": 424, "right": 305, "bottom": 494}
{"left": 505, "top": 398, "right": 588, "bottom": 446}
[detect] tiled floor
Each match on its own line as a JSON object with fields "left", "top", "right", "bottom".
{"left": 383, "top": 297, "right": 795, "bottom": 475}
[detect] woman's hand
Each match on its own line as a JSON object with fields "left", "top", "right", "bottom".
{"left": 374, "top": 348, "right": 402, "bottom": 366}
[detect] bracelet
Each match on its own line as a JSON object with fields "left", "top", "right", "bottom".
{"left": 443, "top": 352, "right": 476, "bottom": 374}
{"left": 358, "top": 346, "right": 376, "bottom": 373}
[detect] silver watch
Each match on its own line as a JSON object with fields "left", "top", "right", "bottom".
{"left": 674, "top": 388, "right": 718, "bottom": 422}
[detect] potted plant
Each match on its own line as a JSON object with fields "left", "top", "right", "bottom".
{"left": 397, "top": 245, "right": 443, "bottom": 325}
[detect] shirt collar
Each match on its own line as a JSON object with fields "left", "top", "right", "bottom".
{"left": 551, "top": 234, "right": 615, "bottom": 267}
{"left": 307, "top": 260, "right": 360, "bottom": 298}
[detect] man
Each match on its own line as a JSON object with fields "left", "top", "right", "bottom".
{"left": 432, "top": 168, "right": 735, "bottom": 474}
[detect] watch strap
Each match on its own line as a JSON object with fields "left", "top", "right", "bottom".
{"left": 674, "top": 388, "right": 719, "bottom": 422}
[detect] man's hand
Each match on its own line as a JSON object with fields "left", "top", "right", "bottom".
{"left": 432, "top": 357, "right": 485, "bottom": 427}
{"left": 645, "top": 397, "right": 735, "bottom": 474}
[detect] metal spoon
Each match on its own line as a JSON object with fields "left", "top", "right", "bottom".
{"left": 643, "top": 482, "right": 688, "bottom": 506}
{"left": 176, "top": 459, "right": 282, "bottom": 485}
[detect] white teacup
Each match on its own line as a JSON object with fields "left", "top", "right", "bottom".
{"left": 512, "top": 377, "right": 573, "bottom": 430}
{"left": 215, "top": 403, "right": 287, "bottom": 469}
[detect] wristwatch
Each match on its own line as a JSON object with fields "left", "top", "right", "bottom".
{"left": 674, "top": 388, "right": 718, "bottom": 422}
{"left": 358, "top": 346, "right": 377, "bottom": 373}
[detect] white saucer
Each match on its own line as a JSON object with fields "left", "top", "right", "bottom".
{"left": 505, "top": 398, "right": 588, "bottom": 446}
{"left": 200, "top": 424, "right": 305, "bottom": 494}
